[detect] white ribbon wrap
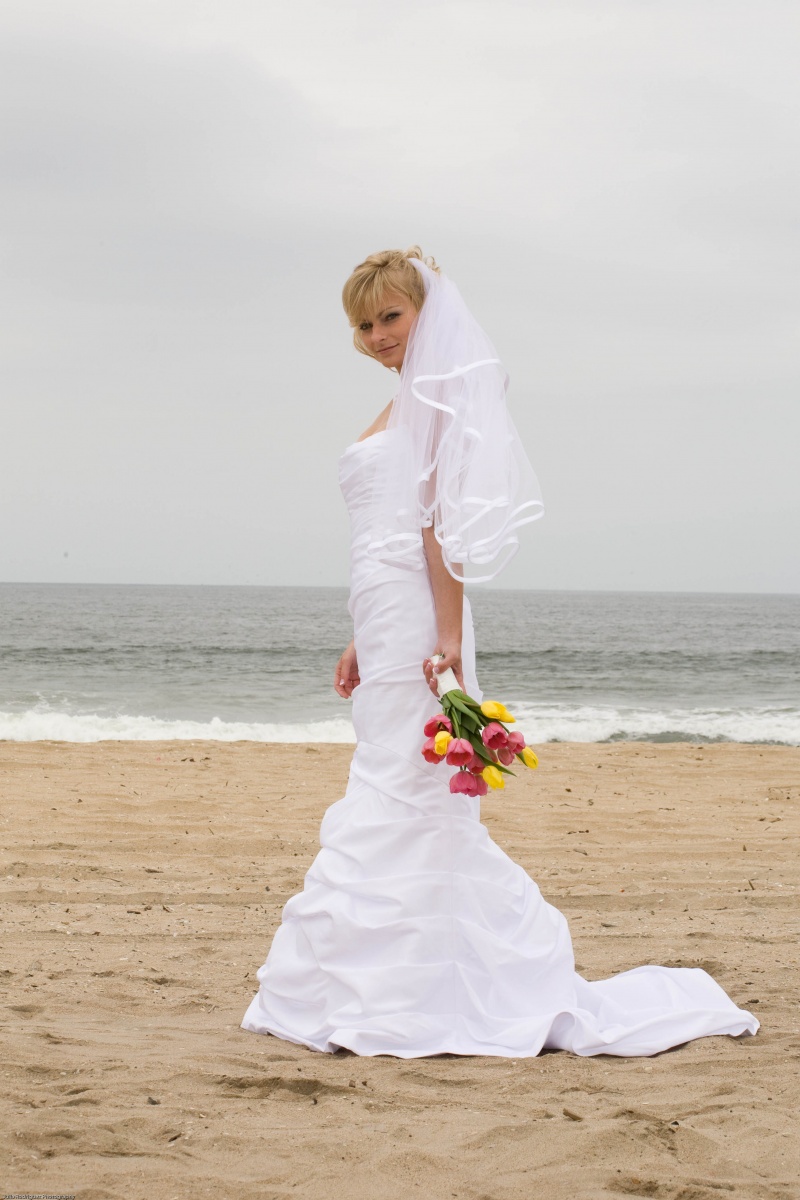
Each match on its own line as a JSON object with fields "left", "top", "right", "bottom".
{"left": 432, "top": 654, "right": 461, "bottom": 698}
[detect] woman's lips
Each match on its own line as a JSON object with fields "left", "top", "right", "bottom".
{"left": 377, "top": 344, "right": 398, "bottom": 355}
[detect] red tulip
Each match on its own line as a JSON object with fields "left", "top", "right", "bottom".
{"left": 466, "top": 753, "right": 485, "bottom": 775}
{"left": 421, "top": 736, "right": 443, "bottom": 764}
{"left": 507, "top": 731, "right": 526, "bottom": 753}
{"left": 445, "top": 737, "right": 474, "bottom": 767}
{"left": 423, "top": 714, "right": 453, "bottom": 738}
{"left": 481, "top": 722, "right": 509, "bottom": 750}
{"left": 496, "top": 746, "right": 515, "bottom": 766}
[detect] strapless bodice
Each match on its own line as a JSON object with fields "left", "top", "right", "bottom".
{"left": 338, "top": 430, "right": 391, "bottom": 540}
{"left": 338, "top": 430, "right": 425, "bottom": 595}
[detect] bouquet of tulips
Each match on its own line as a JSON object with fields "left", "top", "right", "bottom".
{"left": 421, "top": 656, "right": 538, "bottom": 797}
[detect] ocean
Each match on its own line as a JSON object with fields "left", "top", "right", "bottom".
{"left": 0, "top": 583, "right": 798, "bottom": 745}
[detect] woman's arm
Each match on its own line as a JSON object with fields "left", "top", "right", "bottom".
{"left": 421, "top": 525, "right": 464, "bottom": 696}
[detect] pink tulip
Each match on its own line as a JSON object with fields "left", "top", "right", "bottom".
{"left": 449, "top": 770, "right": 488, "bottom": 797}
{"left": 421, "top": 736, "right": 443, "bottom": 764}
{"left": 481, "top": 722, "right": 509, "bottom": 750}
{"left": 466, "top": 753, "right": 485, "bottom": 775}
{"left": 496, "top": 746, "right": 515, "bottom": 766}
{"left": 507, "top": 731, "right": 526, "bottom": 753}
{"left": 423, "top": 713, "right": 453, "bottom": 738}
{"left": 445, "top": 737, "right": 474, "bottom": 767}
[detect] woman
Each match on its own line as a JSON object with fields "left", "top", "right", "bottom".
{"left": 242, "top": 247, "right": 758, "bottom": 1057}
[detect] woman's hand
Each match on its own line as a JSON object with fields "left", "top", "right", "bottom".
{"left": 334, "top": 639, "right": 360, "bottom": 699}
{"left": 422, "top": 641, "right": 464, "bottom": 698}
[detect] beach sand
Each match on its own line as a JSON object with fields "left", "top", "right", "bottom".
{"left": 1, "top": 739, "right": 798, "bottom": 1200}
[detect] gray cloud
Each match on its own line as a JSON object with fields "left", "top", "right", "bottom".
{"left": 1, "top": 0, "right": 797, "bottom": 591}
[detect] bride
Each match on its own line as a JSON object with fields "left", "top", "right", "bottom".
{"left": 241, "top": 247, "right": 758, "bottom": 1058}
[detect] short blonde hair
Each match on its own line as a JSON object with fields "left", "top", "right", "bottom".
{"left": 342, "top": 245, "right": 440, "bottom": 356}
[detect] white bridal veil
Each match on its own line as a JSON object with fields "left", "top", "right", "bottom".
{"left": 367, "top": 258, "right": 544, "bottom": 583}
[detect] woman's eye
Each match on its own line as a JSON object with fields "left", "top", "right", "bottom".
{"left": 359, "top": 322, "right": 371, "bottom": 331}
{"left": 385, "top": 311, "right": 399, "bottom": 321}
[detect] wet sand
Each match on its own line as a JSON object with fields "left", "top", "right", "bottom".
{"left": 1, "top": 739, "right": 798, "bottom": 1200}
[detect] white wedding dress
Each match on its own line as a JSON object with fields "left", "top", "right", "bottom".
{"left": 241, "top": 430, "right": 759, "bottom": 1057}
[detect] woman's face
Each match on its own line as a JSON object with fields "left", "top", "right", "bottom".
{"left": 358, "top": 290, "right": 417, "bottom": 371}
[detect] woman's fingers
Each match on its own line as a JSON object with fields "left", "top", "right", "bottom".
{"left": 424, "top": 648, "right": 465, "bottom": 696}
{"left": 422, "top": 657, "right": 440, "bottom": 696}
{"left": 334, "top": 649, "right": 360, "bottom": 698}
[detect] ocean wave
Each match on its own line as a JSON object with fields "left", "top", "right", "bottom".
{"left": 0, "top": 710, "right": 356, "bottom": 744}
{"left": 0, "top": 705, "right": 798, "bottom": 745}
{"left": 510, "top": 703, "right": 800, "bottom": 746}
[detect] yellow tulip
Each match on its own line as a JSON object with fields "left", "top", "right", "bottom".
{"left": 482, "top": 764, "right": 505, "bottom": 790}
{"left": 480, "top": 701, "right": 516, "bottom": 724}
{"left": 433, "top": 730, "right": 452, "bottom": 757}
{"left": 520, "top": 747, "right": 538, "bottom": 770}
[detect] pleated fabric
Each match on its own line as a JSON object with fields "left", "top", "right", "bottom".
{"left": 241, "top": 432, "right": 759, "bottom": 1057}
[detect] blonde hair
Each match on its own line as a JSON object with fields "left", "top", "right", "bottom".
{"left": 342, "top": 245, "right": 440, "bottom": 356}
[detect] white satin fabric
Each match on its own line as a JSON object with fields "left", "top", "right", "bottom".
{"left": 241, "top": 432, "right": 759, "bottom": 1058}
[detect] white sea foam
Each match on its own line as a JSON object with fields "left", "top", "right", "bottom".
{"left": 0, "top": 710, "right": 357, "bottom": 744}
{"left": 510, "top": 703, "right": 800, "bottom": 746}
{"left": 0, "top": 705, "right": 798, "bottom": 745}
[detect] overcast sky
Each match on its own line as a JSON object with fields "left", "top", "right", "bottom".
{"left": 1, "top": 0, "right": 798, "bottom": 592}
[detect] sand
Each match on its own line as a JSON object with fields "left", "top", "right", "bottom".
{"left": 1, "top": 739, "right": 798, "bottom": 1200}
